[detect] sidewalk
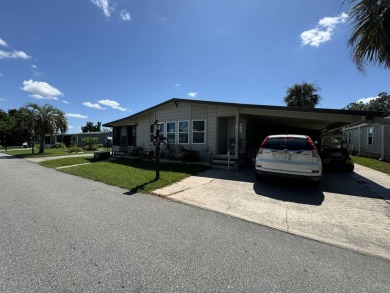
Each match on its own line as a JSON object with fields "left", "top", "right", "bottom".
{"left": 154, "top": 165, "right": 390, "bottom": 260}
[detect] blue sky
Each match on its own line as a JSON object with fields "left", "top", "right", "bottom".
{"left": 1, "top": 0, "right": 389, "bottom": 132}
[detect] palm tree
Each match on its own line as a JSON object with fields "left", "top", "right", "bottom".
{"left": 345, "top": 0, "right": 390, "bottom": 71}
{"left": 23, "top": 103, "right": 68, "bottom": 154}
{"left": 283, "top": 82, "right": 321, "bottom": 108}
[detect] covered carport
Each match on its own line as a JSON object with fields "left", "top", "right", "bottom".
{"left": 235, "top": 105, "right": 388, "bottom": 160}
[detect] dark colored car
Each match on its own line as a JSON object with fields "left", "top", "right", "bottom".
{"left": 320, "top": 134, "right": 354, "bottom": 172}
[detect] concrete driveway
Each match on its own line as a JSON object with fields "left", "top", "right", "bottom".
{"left": 154, "top": 165, "right": 390, "bottom": 260}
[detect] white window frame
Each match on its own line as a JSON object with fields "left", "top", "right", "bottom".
{"left": 166, "top": 121, "right": 176, "bottom": 144}
{"left": 192, "top": 120, "right": 206, "bottom": 144}
{"left": 367, "top": 126, "right": 374, "bottom": 145}
{"left": 178, "top": 120, "right": 189, "bottom": 144}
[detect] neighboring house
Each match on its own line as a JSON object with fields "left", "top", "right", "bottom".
{"left": 103, "top": 98, "right": 388, "bottom": 164}
{"left": 44, "top": 131, "right": 113, "bottom": 148}
{"left": 344, "top": 121, "right": 390, "bottom": 161}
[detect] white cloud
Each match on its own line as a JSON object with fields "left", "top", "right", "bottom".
{"left": 66, "top": 113, "right": 88, "bottom": 119}
{"left": 0, "top": 38, "right": 8, "bottom": 47}
{"left": 68, "top": 125, "right": 74, "bottom": 129}
{"left": 31, "top": 64, "right": 43, "bottom": 77}
{"left": 22, "top": 80, "right": 63, "bottom": 100}
{"left": 357, "top": 96, "right": 379, "bottom": 104}
{"left": 0, "top": 98, "right": 6, "bottom": 101}
{"left": 98, "top": 99, "right": 127, "bottom": 111}
{"left": 120, "top": 10, "right": 131, "bottom": 21}
{"left": 90, "top": 0, "right": 114, "bottom": 17}
{"left": 83, "top": 101, "right": 106, "bottom": 110}
{"left": 62, "top": 100, "right": 70, "bottom": 104}
{"left": 188, "top": 92, "right": 198, "bottom": 98}
{"left": 300, "top": 13, "right": 348, "bottom": 47}
{"left": 0, "top": 50, "right": 31, "bottom": 60}
{"left": 176, "top": 83, "right": 180, "bottom": 87}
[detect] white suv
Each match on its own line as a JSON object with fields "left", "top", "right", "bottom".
{"left": 255, "top": 134, "right": 322, "bottom": 183}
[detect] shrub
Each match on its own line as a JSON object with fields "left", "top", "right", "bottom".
{"left": 51, "top": 142, "right": 66, "bottom": 149}
{"left": 96, "top": 144, "right": 103, "bottom": 149}
{"left": 67, "top": 145, "right": 82, "bottom": 153}
{"left": 178, "top": 146, "right": 200, "bottom": 162}
{"left": 82, "top": 137, "right": 98, "bottom": 151}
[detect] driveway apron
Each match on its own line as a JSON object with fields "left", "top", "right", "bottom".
{"left": 154, "top": 164, "right": 390, "bottom": 260}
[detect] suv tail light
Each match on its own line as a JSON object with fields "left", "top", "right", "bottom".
{"left": 258, "top": 136, "right": 269, "bottom": 154}
{"left": 306, "top": 136, "right": 319, "bottom": 157}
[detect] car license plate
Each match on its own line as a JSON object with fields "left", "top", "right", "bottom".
{"left": 280, "top": 152, "right": 291, "bottom": 160}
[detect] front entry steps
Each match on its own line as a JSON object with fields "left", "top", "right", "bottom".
{"left": 211, "top": 155, "right": 238, "bottom": 171}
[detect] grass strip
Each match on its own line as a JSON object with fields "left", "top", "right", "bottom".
{"left": 5, "top": 148, "right": 95, "bottom": 158}
{"left": 46, "top": 158, "right": 209, "bottom": 193}
{"left": 40, "top": 157, "right": 95, "bottom": 168}
{"left": 352, "top": 156, "right": 390, "bottom": 175}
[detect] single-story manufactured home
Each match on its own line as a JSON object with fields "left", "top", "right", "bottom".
{"left": 44, "top": 131, "right": 113, "bottom": 148}
{"left": 103, "top": 98, "right": 389, "bottom": 164}
{"left": 344, "top": 122, "right": 390, "bottom": 161}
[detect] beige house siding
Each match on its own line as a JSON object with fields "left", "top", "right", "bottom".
{"left": 133, "top": 101, "right": 218, "bottom": 156}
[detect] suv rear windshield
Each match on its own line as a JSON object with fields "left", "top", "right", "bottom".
{"left": 263, "top": 137, "right": 312, "bottom": 151}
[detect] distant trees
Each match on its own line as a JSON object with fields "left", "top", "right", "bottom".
{"left": 343, "top": 92, "right": 390, "bottom": 115}
{"left": 81, "top": 121, "right": 101, "bottom": 133}
{"left": 283, "top": 82, "right": 321, "bottom": 108}
{"left": 343, "top": 0, "right": 390, "bottom": 71}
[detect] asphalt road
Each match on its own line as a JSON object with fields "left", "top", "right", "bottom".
{"left": 1, "top": 153, "right": 389, "bottom": 292}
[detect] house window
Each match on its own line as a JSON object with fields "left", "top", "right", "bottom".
{"left": 150, "top": 123, "right": 165, "bottom": 142}
{"left": 192, "top": 120, "right": 206, "bottom": 144}
{"left": 113, "top": 127, "right": 121, "bottom": 146}
{"left": 166, "top": 122, "right": 176, "bottom": 143}
{"left": 367, "top": 126, "right": 374, "bottom": 145}
{"left": 127, "top": 126, "right": 136, "bottom": 146}
{"left": 178, "top": 121, "right": 189, "bottom": 144}
{"left": 120, "top": 127, "right": 127, "bottom": 146}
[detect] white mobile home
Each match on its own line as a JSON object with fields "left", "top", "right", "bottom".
{"left": 103, "top": 98, "right": 388, "bottom": 164}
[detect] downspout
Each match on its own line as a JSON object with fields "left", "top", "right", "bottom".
{"left": 358, "top": 126, "right": 361, "bottom": 155}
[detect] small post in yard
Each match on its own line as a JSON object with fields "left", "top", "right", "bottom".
{"left": 154, "top": 120, "right": 161, "bottom": 180}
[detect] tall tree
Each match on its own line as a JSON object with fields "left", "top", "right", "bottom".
{"left": 283, "top": 82, "right": 321, "bottom": 108}
{"left": 22, "top": 103, "right": 68, "bottom": 154}
{"left": 344, "top": 0, "right": 390, "bottom": 71}
{"left": 81, "top": 121, "right": 102, "bottom": 132}
{"left": 0, "top": 110, "right": 14, "bottom": 151}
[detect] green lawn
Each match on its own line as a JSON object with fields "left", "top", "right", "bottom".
{"left": 4, "top": 147, "right": 95, "bottom": 158}
{"left": 40, "top": 158, "right": 209, "bottom": 193}
{"left": 352, "top": 156, "right": 390, "bottom": 175}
